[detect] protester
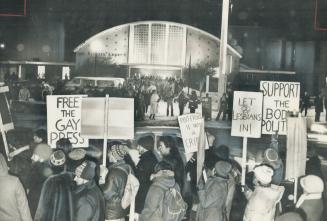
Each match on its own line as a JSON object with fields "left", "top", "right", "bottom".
{"left": 31, "top": 128, "right": 48, "bottom": 152}
{"left": 296, "top": 175, "right": 324, "bottom": 221}
{"left": 196, "top": 161, "right": 231, "bottom": 221}
{"left": 306, "top": 145, "right": 324, "bottom": 179}
{"left": 158, "top": 136, "right": 185, "bottom": 192}
{"left": 177, "top": 90, "right": 189, "bottom": 115}
{"left": 27, "top": 143, "right": 53, "bottom": 218}
{"left": 149, "top": 89, "right": 160, "bottom": 120}
{"left": 243, "top": 165, "right": 285, "bottom": 221}
{"left": 101, "top": 143, "right": 130, "bottom": 221}
{"left": 133, "top": 137, "right": 159, "bottom": 215}
{"left": 314, "top": 94, "right": 323, "bottom": 122}
{"left": 0, "top": 153, "right": 32, "bottom": 221}
{"left": 74, "top": 161, "right": 105, "bottom": 221}
{"left": 300, "top": 91, "right": 310, "bottom": 117}
{"left": 34, "top": 150, "right": 74, "bottom": 221}
{"left": 188, "top": 90, "right": 200, "bottom": 113}
{"left": 19, "top": 85, "right": 31, "bottom": 102}
{"left": 256, "top": 148, "right": 284, "bottom": 185}
{"left": 216, "top": 93, "right": 228, "bottom": 121}
{"left": 139, "top": 161, "right": 187, "bottom": 221}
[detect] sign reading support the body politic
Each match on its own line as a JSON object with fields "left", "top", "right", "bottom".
{"left": 47, "top": 95, "right": 89, "bottom": 148}
{"left": 260, "top": 81, "right": 300, "bottom": 135}
{"left": 231, "top": 91, "right": 263, "bottom": 138}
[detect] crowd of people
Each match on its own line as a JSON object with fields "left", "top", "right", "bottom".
{"left": 7, "top": 74, "right": 205, "bottom": 121}
{"left": 0, "top": 127, "right": 325, "bottom": 221}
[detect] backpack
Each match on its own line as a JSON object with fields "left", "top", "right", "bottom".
{"left": 117, "top": 166, "right": 140, "bottom": 209}
{"left": 154, "top": 183, "right": 187, "bottom": 221}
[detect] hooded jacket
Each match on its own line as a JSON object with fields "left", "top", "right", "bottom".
{"left": 196, "top": 176, "right": 229, "bottom": 221}
{"left": 139, "top": 170, "right": 183, "bottom": 221}
{"left": 244, "top": 184, "right": 285, "bottom": 221}
{"left": 74, "top": 180, "right": 105, "bottom": 221}
{"left": 0, "top": 154, "right": 32, "bottom": 221}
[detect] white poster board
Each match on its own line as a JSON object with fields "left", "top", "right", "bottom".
{"left": 47, "top": 95, "right": 89, "bottom": 148}
{"left": 260, "top": 81, "right": 300, "bottom": 135}
{"left": 178, "top": 113, "right": 208, "bottom": 154}
{"left": 231, "top": 91, "right": 263, "bottom": 138}
{"left": 80, "top": 97, "right": 134, "bottom": 139}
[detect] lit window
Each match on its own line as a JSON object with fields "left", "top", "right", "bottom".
{"left": 62, "top": 66, "right": 70, "bottom": 80}
{"left": 37, "top": 66, "right": 45, "bottom": 79}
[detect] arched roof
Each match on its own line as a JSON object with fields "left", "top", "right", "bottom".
{"left": 74, "top": 21, "right": 242, "bottom": 58}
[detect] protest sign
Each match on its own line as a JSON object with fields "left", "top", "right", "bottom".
{"left": 80, "top": 97, "right": 134, "bottom": 139}
{"left": 231, "top": 91, "right": 263, "bottom": 138}
{"left": 0, "top": 86, "right": 14, "bottom": 131}
{"left": 0, "top": 86, "right": 13, "bottom": 160}
{"left": 178, "top": 113, "right": 208, "bottom": 154}
{"left": 231, "top": 91, "right": 263, "bottom": 187}
{"left": 260, "top": 81, "right": 300, "bottom": 135}
{"left": 47, "top": 95, "right": 88, "bottom": 148}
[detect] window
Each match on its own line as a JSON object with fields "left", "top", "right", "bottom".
{"left": 97, "top": 80, "right": 115, "bottom": 87}
{"left": 62, "top": 66, "right": 70, "bottom": 80}
{"left": 37, "top": 66, "right": 45, "bottom": 79}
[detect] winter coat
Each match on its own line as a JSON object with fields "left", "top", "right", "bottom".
{"left": 315, "top": 96, "right": 323, "bottom": 113}
{"left": 102, "top": 161, "right": 129, "bottom": 220}
{"left": 34, "top": 172, "right": 74, "bottom": 221}
{"left": 188, "top": 95, "right": 200, "bottom": 110}
{"left": 27, "top": 161, "right": 52, "bottom": 218}
{"left": 139, "top": 170, "right": 182, "bottom": 221}
{"left": 243, "top": 184, "right": 285, "bottom": 221}
{"left": 150, "top": 93, "right": 160, "bottom": 114}
{"left": 74, "top": 180, "right": 105, "bottom": 221}
{"left": 0, "top": 154, "right": 32, "bottom": 221}
{"left": 196, "top": 176, "right": 229, "bottom": 221}
{"left": 299, "top": 197, "right": 324, "bottom": 221}
{"left": 135, "top": 151, "right": 159, "bottom": 214}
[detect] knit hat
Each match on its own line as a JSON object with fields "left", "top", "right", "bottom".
{"left": 254, "top": 165, "right": 274, "bottom": 185}
{"left": 50, "top": 150, "right": 66, "bottom": 167}
{"left": 33, "top": 144, "right": 52, "bottom": 161}
{"left": 68, "top": 148, "right": 86, "bottom": 161}
{"left": 215, "top": 161, "right": 232, "bottom": 177}
{"left": 110, "top": 144, "right": 128, "bottom": 161}
{"left": 262, "top": 148, "right": 282, "bottom": 170}
{"left": 75, "top": 161, "right": 96, "bottom": 180}
{"left": 300, "top": 175, "right": 324, "bottom": 194}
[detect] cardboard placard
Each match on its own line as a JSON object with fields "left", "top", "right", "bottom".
{"left": 231, "top": 91, "right": 263, "bottom": 138}
{"left": 80, "top": 97, "right": 134, "bottom": 139}
{"left": 47, "top": 95, "right": 89, "bottom": 148}
{"left": 260, "top": 81, "right": 300, "bottom": 135}
{"left": 178, "top": 113, "right": 208, "bottom": 153}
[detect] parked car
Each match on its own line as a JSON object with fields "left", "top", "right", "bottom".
{"left": 65, "top": 76, "right": 125, "bottom": 92}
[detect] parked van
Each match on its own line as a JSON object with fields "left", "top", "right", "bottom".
{"left": 65, "top": 76, "right": 125, "bottom": 92}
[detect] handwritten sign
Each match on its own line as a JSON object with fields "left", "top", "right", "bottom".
{"left": 178, "top": 113, "right": 208, "bottom": 153}
{"left": 80, "top": 97, "right": 134, "bottom": 139}
{"left": 231, "top": 91, "right": 263, "bottom": 138}
{"left": 260, "top": 81, "right": 300, "bottom": 135}
{"left": 47, "top": 95, "right": 88, "bottom": 148}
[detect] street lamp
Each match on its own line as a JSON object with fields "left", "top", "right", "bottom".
{"left": 0, "top": 43, "right": 5, "bottom": 49}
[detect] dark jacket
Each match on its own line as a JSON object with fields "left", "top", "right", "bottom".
{"left": 74, "top": 180, "right": 105, "bottom": 221}
{"left": 135, "top": 151, "right": 158, "bottom": 214}
{"left": 315, "top": 96, "right": 323, "bottom": 112}
{"left": 34, "top": 172, "right": 74, "bottom": 221}
{"left": 139, "top": 170, "right": 182, "bottom": 221}
{"left": 102, "top": 161, "right": 130, "bottom": 220}
{"left": 299, "top": 198, "right": 324, "bottom": 221}
{"left": 196, "top": 176, "right": 229, "bottom": 221}
{"left": 27, "top": 162, "right": 52, "bottom": 218}
{"left": 0, "top": 154, "right": 32, "bottom": 221}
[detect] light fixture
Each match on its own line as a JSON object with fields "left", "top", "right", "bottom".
{"left": 0, "top": 43, "right": 5, "bottom": 49}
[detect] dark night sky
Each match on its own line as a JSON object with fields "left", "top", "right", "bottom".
{"left": 1, "top": 0, "right": 327, "bottom": 60}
